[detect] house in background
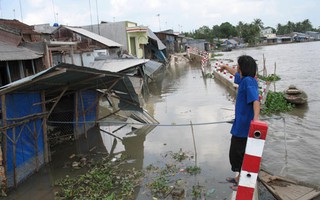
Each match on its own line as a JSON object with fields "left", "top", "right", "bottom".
{"left": 155, "top": 29, "right": 175, "bottom": 55}
{"left": 260, "top": 27, "right": 277, "bottom": 44}
{"left": 0, "top": 19, "right": 42, "bottom": 43}
{"left": 82, "top": 21, "right": 167, "bottom": 63}
{"left": 306, "top": 31, "right": 320, "bottom": 40}
{"left": 33, "top": 23, "right": 58, "bottom": 41}
{"left": 0, "top": 19, "right": 45, "bottom": 86}
{"left": 186, "top": 38, "right": 210, "bottom": 52}
{"left": 145, "top": 28, "right": 167, "bottom": 62}
{"left": 50, "top": 25, "right": 122, "bottom": 67}
{"left": 221, "top": 38, "right": 239, "bottom": 49}
{"left": 292, "top": 32, "right": 309, "bottom": 42}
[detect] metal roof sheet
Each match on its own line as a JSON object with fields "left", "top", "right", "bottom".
{"left": 0, "top": 41, "right": 43, "bottom": 61}
{"left": 148, "top": 28, "right": 166, "bottom": 50}
{"left": 144, "top": 60, "right": 163, "bottom": 77}
{"left": 89, "top": 58, "right": 149, "bottom": 72}
{"left": 63, "top": 26, "right": 122, "bottom": 47}
{"left": 0, "top": 64, "right": 140, "bottom": 106}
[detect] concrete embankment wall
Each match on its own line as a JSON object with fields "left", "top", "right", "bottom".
{"left": 212, "top": 67, "right": 238, "bottom": 93}
{"left": 188, "top": 52, "right": 204, "bottom": 63}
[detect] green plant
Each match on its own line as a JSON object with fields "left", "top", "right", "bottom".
{"left": 54, "top": 158, "right": 143, "bottom": 199}
{"left": 147, "top": 175, "right": 171, "bottom": 197}
{"left": 191, "top": 183, "right": 204, "bottom": 199}
{"left": 258, "top": 74, "right": 280, "bottom": 82}
{"left": 172, "top": 148, "right": 189, "bottom": 162}
{"left": 186, "top": 165, "right": 201, "bottom": 175}
{"left": 262, "top": 91, "right": 294, "bottom": 115}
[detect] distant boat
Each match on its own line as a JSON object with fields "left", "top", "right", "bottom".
{"left": 222, "top": 47, "right": 232, "bottom": 52}
{"left": 284, "top": 85, "right": 308, "bottom": 105}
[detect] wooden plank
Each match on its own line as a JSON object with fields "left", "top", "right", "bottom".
{"left": 259, "top": 170, "right": 320, "bottom": 200}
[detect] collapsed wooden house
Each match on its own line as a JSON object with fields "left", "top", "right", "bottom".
{"left": 0, "top": 63, "right": 154, "bottom": 191}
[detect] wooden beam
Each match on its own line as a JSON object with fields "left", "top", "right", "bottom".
{"left": 0, "top": 113, "right": 47, "bottom": 132}
{"left": 46, "top": 86, "right": 68, "bottom": 119}
{"left": 12, "top": 127, "right": 17, "bottom": 188}
{"left": 74, "top": 92, "right": 79, "bottom": 140}
{"left": 80, "top": 92, "right": 87, "bottom": 139}
{"left": 0, "top": 69, "right": 66, "bottom": 96}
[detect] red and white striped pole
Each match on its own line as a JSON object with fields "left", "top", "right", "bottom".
{"left": 236, "top": 120, "right": 268, "bottom": 200}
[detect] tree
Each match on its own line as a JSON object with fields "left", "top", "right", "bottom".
{"left": 194, "top": 25, "right": 211, "bottom": 40}
{"left": 287, "top": 21, "right": 295, "bottom": 33}
{"left": 219, "top": 22, "right": 237, "bottom": 38}
{"left": 241, "top": 22, "right": 260, "bottom": 45}
{"left": 236, "top": 21, "right": 244, "bottom": 38}
{"left": 301, "top": 19, "right": 313, "bottom": 31}
{"left": 253, "top": 18, "right": 264, "bottom": 29}
{"left": 212, "top": 25, "right": 221, "bottom": 38}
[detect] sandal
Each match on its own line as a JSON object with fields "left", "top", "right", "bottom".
{"left": 226, "top": 177, "right": 237, "bottom": 184}
{"left": 230, "top": 185, "right": 238, "bottom": 191}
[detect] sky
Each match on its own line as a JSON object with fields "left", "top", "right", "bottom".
{"left": 0, "top": 0, "right": 319, "bottom": 33}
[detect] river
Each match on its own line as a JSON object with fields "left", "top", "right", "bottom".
{"left": 136, "top": 41, "right": 320, "bottom": 198}
{"left": 3, "top": 41, "right": 320, "bottom": 200}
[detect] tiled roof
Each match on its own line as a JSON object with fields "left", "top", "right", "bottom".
{"left": 0, "top": 41, "right": 43, "bottom": 61}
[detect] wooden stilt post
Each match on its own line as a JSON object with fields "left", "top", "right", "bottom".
{"left": 41, "top": 91, "right": 50, "bottom": 163}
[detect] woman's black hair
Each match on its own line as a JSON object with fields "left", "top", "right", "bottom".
{"left": 237, "top": 55, "right": 257, "bottom": 77}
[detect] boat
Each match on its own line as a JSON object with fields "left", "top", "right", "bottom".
{"left": 258, "top": 170, "right": 320, "bottom": 200}
{"left": 222, "top": 47, "right": 232, "bottom": 52}
{"left": 284, "top": 85, "right": 308, "bottom": 105}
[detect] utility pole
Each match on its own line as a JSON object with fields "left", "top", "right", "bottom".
{"left": 19, "top": 0, "right": 23, "bottom": 22}
{"left": 157, "top": 14, "right": 161, "bottom": 31}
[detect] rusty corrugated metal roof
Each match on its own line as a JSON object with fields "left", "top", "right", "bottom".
{"left": 0, "top": 41, "right": 43, "bottom": 61}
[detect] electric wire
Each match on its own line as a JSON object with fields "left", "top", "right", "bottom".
{"left": 47, "top": 116, "right": 284, "bottom": 127}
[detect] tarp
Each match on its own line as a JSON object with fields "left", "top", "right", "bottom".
{"left": 3, "top": 93, "right": 44, "bottom": 187}
{"left": 75, "top": 90, "right": 99, "bottom": 135}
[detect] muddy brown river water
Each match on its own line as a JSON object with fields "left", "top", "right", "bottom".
{"left": 3, "top": 41, "right": 320, "bottom": 200}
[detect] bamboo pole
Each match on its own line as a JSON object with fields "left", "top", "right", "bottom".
{"left": 33, "top": 121, "right": 39, "bottom": 171}
{"left": 263, "top": 54, "right": 267, "bottom": 77}
{"left": 274, "top": 62, "right": 277, "bottom": 92}
{"left": 80, "top": 92, "right": 87, "bottom": 139}
{"left": 74, "top": 92, "right": 79, "bottom": 140}
{"left": 12, "top": 127, "right": 16, "bottom": 188}
{"left": 190, "top": 121, "right": 197, "bottom": 166}
{"left": 41, "top": 91, "right": 49, "bottom": 163}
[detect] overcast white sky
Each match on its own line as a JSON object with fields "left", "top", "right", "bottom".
{"left": 1, "top": 0, "right": 319, "bottom": 32}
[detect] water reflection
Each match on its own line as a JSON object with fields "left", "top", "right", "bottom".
{"left": 100, "top": 123, "right": 155, "bottom": 171}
